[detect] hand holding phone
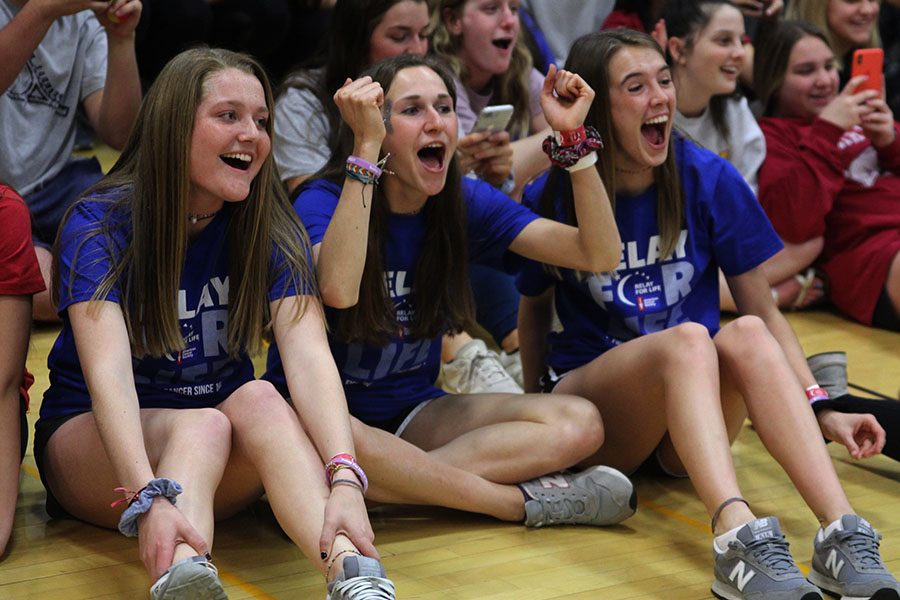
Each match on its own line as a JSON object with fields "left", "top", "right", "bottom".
{"left": 851, "top": 48, "right": 883, "bottom": 94}
{"left": 471, "top": 104, "right": 514, "bottom": 134}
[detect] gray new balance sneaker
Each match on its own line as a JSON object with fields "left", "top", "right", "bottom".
{"left": 808, "top": 514, "right": 900, "bottom": 600}
{"left": 150, "top": 555, "right": 228, "bottom": 600}
{"left": 520, "top": 466, "right": 636, "bottom": 527}
{"left": 326, "top": 555, "right": 395, "bottom": 600}
{"left": 712, "top": 517, "right": 822, "bottom": 600}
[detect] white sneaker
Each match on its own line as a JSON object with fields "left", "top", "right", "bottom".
{"left": 442, "top": 339, "right": 522, "bottom": 394}
{"left": 499, "top": 349, "right": 524, "bottom": 388}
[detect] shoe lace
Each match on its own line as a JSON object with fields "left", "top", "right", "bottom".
{"left": 835, "top": 529, "right": 884, "bottom": 569}
{"left": 332, "top": 576, "right": 396, "bottom": 600}
{"left": 737, "top": 537, "right": 798, "bottom": 577}
{"left": 469, "top": 352, "right": 512, "bottom": 386}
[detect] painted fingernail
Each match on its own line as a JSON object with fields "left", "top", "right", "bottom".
{"left": 205, "top": 552, "right": 212, "bottom": 561}
{"left": 321, "top": 551, "right": 328, "bottom": 560}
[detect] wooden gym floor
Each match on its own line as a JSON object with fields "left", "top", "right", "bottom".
{"left": 0, "top": 310, "right": 897, "bottom": 599}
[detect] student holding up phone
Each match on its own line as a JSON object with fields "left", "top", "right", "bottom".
{"left": 755, "top": 20, "right": 900, "bottom": 331}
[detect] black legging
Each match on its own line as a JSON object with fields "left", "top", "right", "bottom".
{"left": 815, "top": 394, "right": 900, "bottom": 462}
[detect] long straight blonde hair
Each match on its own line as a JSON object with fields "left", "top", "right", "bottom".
{"left": 55, "top": 48, "right": 318, "bottom": 358}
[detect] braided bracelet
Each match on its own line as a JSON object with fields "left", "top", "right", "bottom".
{"left": 542, "top": 126, "right": 603, "bottom": 170}
{"left": 115, "top": 477, "right": 183, "bottom": 537}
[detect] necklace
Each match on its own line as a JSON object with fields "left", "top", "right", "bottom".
{"left": 615, "top": 165, "right": 653, "bottom": 174}
{"left": 187, "top": 210, "right": 219, "bottom": 224}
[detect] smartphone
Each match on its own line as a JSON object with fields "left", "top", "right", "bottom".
{"left": 851, "top": 48, "right": 883, "bottom": 94}
{"left": 471, "top": 104, "right": 514, "bottom": 134}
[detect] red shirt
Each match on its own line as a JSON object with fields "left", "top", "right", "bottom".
{"left": 758, "top": 117, "right": 900, "bottom": 323}
{"left": 1, "top": 184, "right": 45, "bottom": 405}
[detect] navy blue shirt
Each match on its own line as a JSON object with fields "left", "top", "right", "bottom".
{"left": 265, "top": 177, "right": 538, "bottom": 424}
{"left": 518, "top": 137, "right": 783, "bottom": 373}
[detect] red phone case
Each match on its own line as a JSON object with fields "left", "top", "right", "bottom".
{"left": 851, "top": 48, "right": 883, "bottom": 93}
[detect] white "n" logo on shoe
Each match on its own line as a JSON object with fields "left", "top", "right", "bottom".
{"left": 825, "top": 549, "right": 845, "bottom": 579}
{"left": 538, "top": 474, "right": 569, "bottom": 489}
{"left": 729, "top": 561, "right": 756, "bottom": 591}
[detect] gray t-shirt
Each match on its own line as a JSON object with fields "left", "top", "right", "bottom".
{"left": 274, "top": 74, "right": 331, "bottom": 183}
{"left": 0, "top": 1, "right": 106, "bottom": 195}
{"left": 522, "top": 0, "right": 614, "bottom": 64}
{"left": 675, "top": 96, "right": 765, "bottom": 195}
{"left": 454, "top": 68, "right": 545, "bottom": 138}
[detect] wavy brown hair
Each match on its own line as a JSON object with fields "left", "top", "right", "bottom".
{"left": 431, "top": 0, "right": 535, "bottom": 138}
{"left": 55, "top": 48, "right": 318, "bottom": 358}
{"left": 318, "top": 54, "right": 475, "bottom": 346}
{"left": 537, "top": 30, "right": 683, "bottom": 266}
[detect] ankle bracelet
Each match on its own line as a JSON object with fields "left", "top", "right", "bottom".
{"left": 711, "top": 496, "right": 750, "bottom": 533}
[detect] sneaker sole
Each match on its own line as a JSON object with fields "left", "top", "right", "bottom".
{"left": 713, "top": 580, "right": 822, "bottom": 600}
{"left": 808, "top": 571, "right": 899, "bottom": 600}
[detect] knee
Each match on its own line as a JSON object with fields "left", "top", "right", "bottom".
{"left": 224, "top": 380, "right": 293, "bottom": 430}
{"left": 551, "top": 395, "right": 605, "bottom": 461}
{"left": 715, "top": 315, "right": 773, "bottom": 359}
{"left": 661, "top": 322, "right": 717, "bottom": 368}
{"left": 174, "top": 407, "right": 232, "bottom": 454}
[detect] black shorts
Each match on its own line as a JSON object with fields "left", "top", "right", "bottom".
{"left": 33, "top": 411, "right": 88, "bottom": 519}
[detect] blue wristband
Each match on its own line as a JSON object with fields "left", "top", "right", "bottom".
{"left": 117, "top": 478, "right": 183, "bottom": 537}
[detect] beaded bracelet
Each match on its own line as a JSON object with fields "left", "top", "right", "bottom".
{"left": 325, "top": 453, "right": 368, "bottom": 495}
{"left": 542, "top": 126, "right": 603, "bottom": 170}
{"left": 114, "top": 478, "right": 183, "bottom": 537}
{"left": 805, "top": 385, "right": 829, "bottom": 404}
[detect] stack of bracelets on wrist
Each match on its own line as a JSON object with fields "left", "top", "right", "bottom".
{"left": 345, "top": 155, "right": 391, "bottom": 207}
{"left": 112, "top": 477, "right": 183, "bottom": 537}
{"left": 542, "top": 125, "right": 603, "bottom": 172}
{"left": 805, "top": 384, "right": 830, "bottom": 405}
{"left": 325, "top": 453, "right": 368, "bottom": 495}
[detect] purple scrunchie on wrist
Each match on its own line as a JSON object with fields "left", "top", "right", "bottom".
{"left": 117, "top": 478, "right": 183, "bottom": 537}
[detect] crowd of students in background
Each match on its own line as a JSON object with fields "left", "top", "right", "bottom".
{"left": 2, "top": 1, "right": 900, "bottom": 599}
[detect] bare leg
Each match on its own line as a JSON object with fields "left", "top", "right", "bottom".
{"left": 441, "top": 332, "right": 475, "bottom": 362}
{"left": 215, "top": 381, "right": 359, "bottom": 577}
{"left": 351, "top": 419, "right": 526, "bottom": 522}
{"left": 713, "top": 316, "right": 854, "bottom": 524}
{"left": 42, "top": 407, "right": 232, "bottom": 570}
{"left": 720, "top": 239, "right": 824, "bottom": 312}
{"left": 400, "top": 392, "right": 603, "bottom": 483}
{"left": 32, "top": 247, "right": 60, "bottom": 323}
{"left": 555, "top": 324, "right": 755, "bottom": 533}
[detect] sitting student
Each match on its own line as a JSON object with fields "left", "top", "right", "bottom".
{"left": 517, "top": 29, "right": 898, "bottom": 600}
{"left": 35, "top": 48, "right": 394, "bottom": 600}
{"left": 277, "top": 0, "right": 521, "bottom": 394}
{"left": 754, "top": 20, "right": 900, "bottom": 332}
{"left": 665, "top": 0, "right": 825, "bottom": 311}
{"left": 430, "top": 0, "right": 555, "bottom": 390}
{"left": 266, "top": 53, "right": 637, "bottom": 530}
{"left": 0, "top": 0, "right": 142, "bottom": 322}
{"left": 0, "top": 183, "right": 45, "bottom": 557}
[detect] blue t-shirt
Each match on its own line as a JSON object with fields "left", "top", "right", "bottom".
{"left": 40, "top": 198, "right": 302, "bottom": 420}
{"left": 265, "top": 177, "right": 538, "bottom": 424}
{"left": 518, "top": 137, "right": 783, "bottom": 373}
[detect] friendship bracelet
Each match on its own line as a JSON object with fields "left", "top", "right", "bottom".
{"left": 115, "top": 478, "right": 183, "bottom": 537}
{"left": 331, "top": 478, "right": 365, "bottom": 494}
{"left": 805, "top": 385, "right": 830, "bottom": 404}
{"left": 542, "top": 126, "right": 603, "bottom": 170}
{"left": 325, "top": 453, "right": 369, "bottom": 495}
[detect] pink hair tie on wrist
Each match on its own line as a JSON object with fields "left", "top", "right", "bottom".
{"left": 325, "top": 453, "right": 368, "bottom": 495}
